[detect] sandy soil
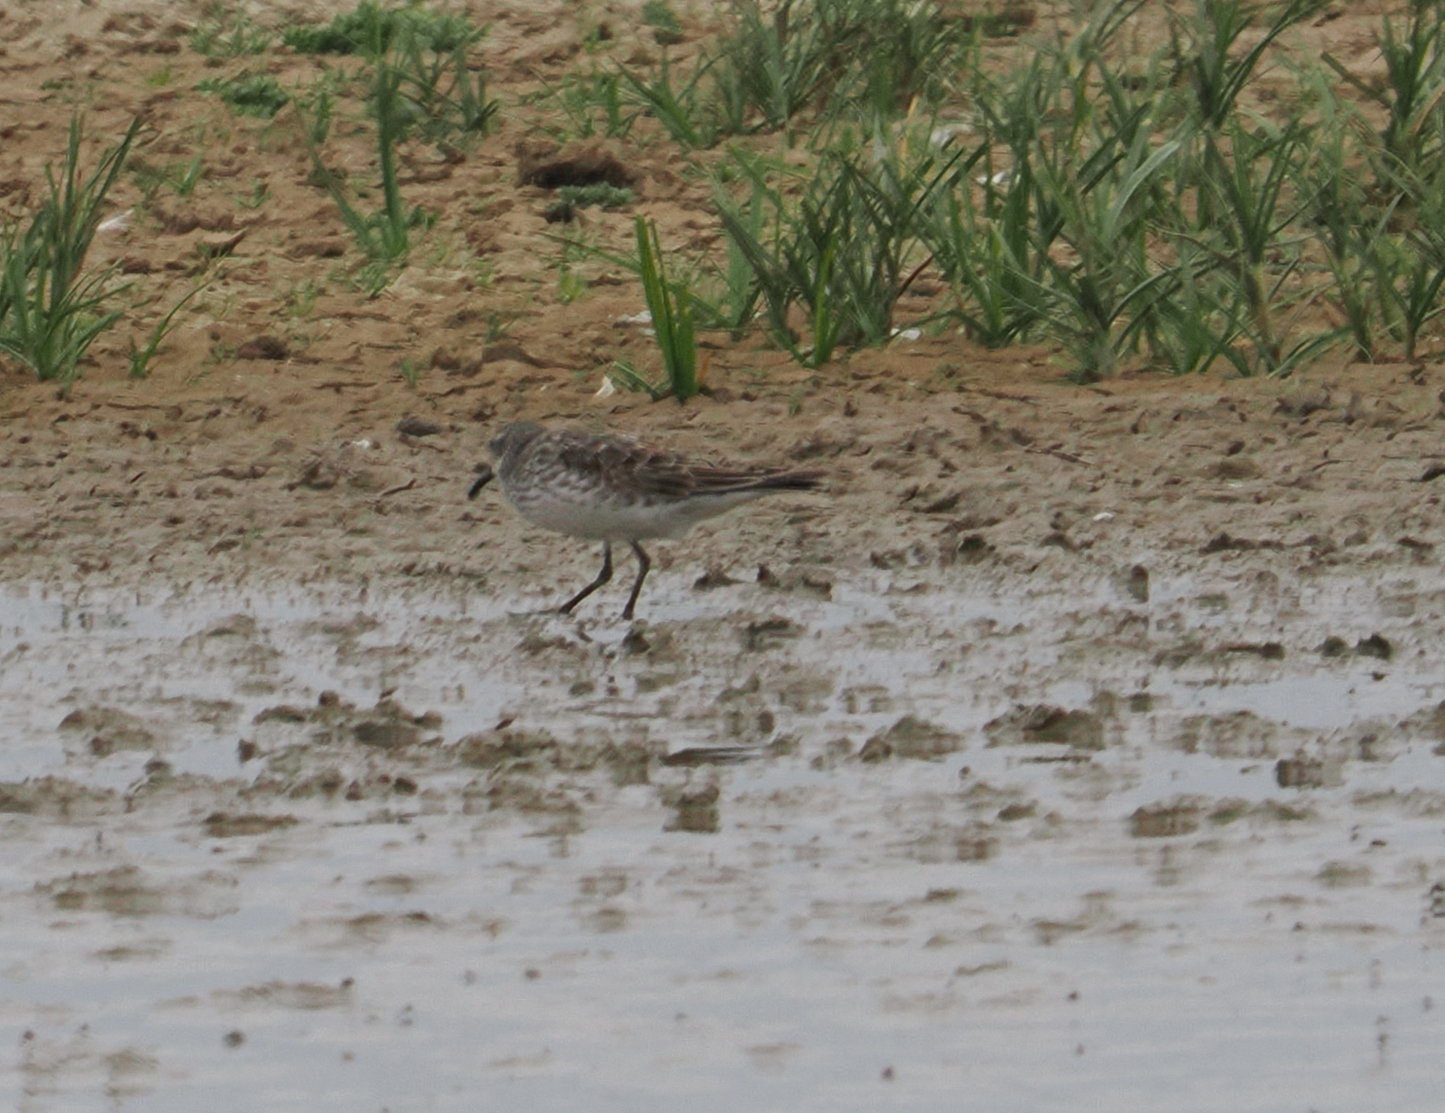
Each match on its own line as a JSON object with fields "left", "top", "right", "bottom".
{"left": 2, "top": 2, "right": 1445, "bottom": 1111}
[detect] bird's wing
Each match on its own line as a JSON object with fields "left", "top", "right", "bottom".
{"left": 556, "top": 431, "right": 818, "bottom": 499}
{"left": 552, "top": 432, "right": 692, "bottom": 499}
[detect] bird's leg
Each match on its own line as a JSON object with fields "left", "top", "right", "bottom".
{"left": 559, "top": 542, "right": 612, "bottom": 615}
{"left": 467, "top": 465, "right": 494, "bottom": 499}
{"left": 621, "top": 541, "right": 651, "bottom": 621}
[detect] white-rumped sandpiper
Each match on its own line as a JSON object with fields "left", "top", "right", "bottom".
{"left": 470, "top": 421, "right": 822, "bottom": 619}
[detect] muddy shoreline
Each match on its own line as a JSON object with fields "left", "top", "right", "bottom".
{"left": 3, "top": 0, "right": 1445, "bottom": 1107}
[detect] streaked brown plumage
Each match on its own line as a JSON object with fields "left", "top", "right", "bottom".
{"left": 469, "top": 421, "right": 821, "bottom": 619}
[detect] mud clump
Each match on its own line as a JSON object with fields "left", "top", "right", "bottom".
{"left": 1275, "top": 755, "right": 1340, "bottom": 789}
{"left": 456, "top": 727, "right": 564, "bottom": 772}
{"left": 858, "top": 715, "right": 965, "bottom": 761}
{"left": 1354, "top": 634, "right": 1394, "bottom": 661}
{"left": 456, "top": 727, "right": 657, "bottom": 787}
{"left": 986, "top": 704, "right": 1105, "bottom": 750}
{"left": 289, "top": 441, "right": 386, "bottom": 492}
{"left": 464, "top": 776, "right": 585, "bottom": 817}
{"left": 0, "top": 777, "right": 116, "bottom": 819}
{"left": 754, "top": 565, "right": 833, "bottom": 599}
{"left": 955, "top": 834, "right": 997, "bottom": 861}
{"left": 943, "top": 533, "right": 995, "bottom": 566}
{"left": 352, "top": 716, "right": 424, "bottom": 750}
{"left": 663, "top": 784, "right": 720, "bottom": 833}
{"left": 218, "top": 980, "right": 355, "bottom": 1011}
{"left": 1399, "top": 701, "right": 1445, "bottom": 746}
{"left": 203, "top": 811, "right": 299, "bottom": 838}
{"left": 1121, "top": 563, "right": 1150, "bottom": 602}
{"left": 716, "top": 675, "right": 782, "bottom": 741}
{"left": 1316, "top": 634, "right": 1395, "bottom": 662}
{"left": 193, "top": 614, "right": 260, "bottom": 640}
{"left": 396, "top": 415, "right": 443, "bottom": 438}
{"left": 1201, "top": 532, "right": 1285, "bottom": 554}
{"left": 1130, "top": 799, "right": 1203, "bottom": 838}
{"left": 270, "top": 768, "right": 417, "bottom": 802}
{"left": 254, "top": 693, "right": 442, "bottom": 750}
{"left": 40, "top": 866, "right": 168, "bottom": 917}
{"left": 516, "top": 140, "right": 636, "bottom": 190}
{"left": 906, "top": 824, "right": 998, "bottom": 862}
{"left": 742, "top": 618, "right": 803, "bottom": 652}
{"left": 1174, "top": 710, "right": 1299, "bottom": 759}
{"left": 235, "top": 334, "right": 288, "bottom": 361}
{"left": 58, "top": 706, "right": 158, "bottom": 756}
{"left": 600, "top": 742, "right": 655, "bottom": 786}
{"left": 1316, "top": 860, "right": 1373, "bottom": 888}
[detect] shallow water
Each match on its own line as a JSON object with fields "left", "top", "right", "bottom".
{"left": 1, "top": 566, "right": 1442, "bottom": 1112}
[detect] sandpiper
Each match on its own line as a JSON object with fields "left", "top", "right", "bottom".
{"left": 469, "top": 421, "right": 822, "bottom": 619}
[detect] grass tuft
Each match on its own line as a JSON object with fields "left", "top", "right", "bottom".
{"left": 197, "top": 73, "right": 291, "bottom": 117}
{"left": 609, "top": 216, "right": 701, "bottom": 402}
{"left": 0, "top": 116, "right": 139, "bottom": 389}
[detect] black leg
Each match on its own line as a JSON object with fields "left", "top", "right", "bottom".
{"left": 559, "top": 542, "right": 612, "bottom": 614}
{"left": 467, "top": 465, "right": 494, "bottom": 499}
{"left": 621, "top": 541, "right": 651, "bottom": 620}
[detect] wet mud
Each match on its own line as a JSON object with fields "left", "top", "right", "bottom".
{"left": 3, "top": 471, "right": 1444, "bottom": 1110}
{"left": 1, "top": 0, "right": 1444, "bottom": 1108}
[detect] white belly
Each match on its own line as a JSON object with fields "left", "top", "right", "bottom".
{"left": 509, "top": 488, "right": 765, "bottom": 541}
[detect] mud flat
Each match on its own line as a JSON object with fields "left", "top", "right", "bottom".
{"left": 2, "top": 533, "right": 1443, "bottom": 1111}
{"left": 3, "top": 289, "right": 1443, "bottom": 1113}
{"left": 2, "top": 0, "right": 1444, "bottom": 1107}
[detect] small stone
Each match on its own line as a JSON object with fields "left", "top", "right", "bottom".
{"left": 235, "top": 335, "right": 288, "bottom": 360}
{"left": 397, "top": 415, "right": 443, "bottom": 437}
{"left": 1213, "top": 455, "right": 1263, "bottom": 479}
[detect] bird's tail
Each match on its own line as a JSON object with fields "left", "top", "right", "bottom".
{"left": 750, "top": 469, "right": 823, "bottom": 493}
{"left": 693, "top": 467, "right": 824, "bottom": 496}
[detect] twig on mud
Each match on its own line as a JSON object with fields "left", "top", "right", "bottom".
{"left": 379, "top": 478, "right": 418, "bottom": 497}
{"left": 957, "top": 390, "right": 1040, "bottom": 406}
{"left": 1029, "top": 445, "right": 1091, "bottom": 466}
